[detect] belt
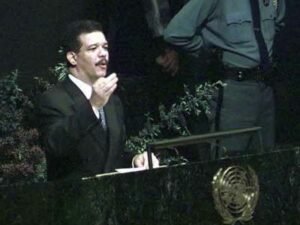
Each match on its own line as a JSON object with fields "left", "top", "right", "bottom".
{"left": 223, "top": 66, "right": 269, "bottom": 81}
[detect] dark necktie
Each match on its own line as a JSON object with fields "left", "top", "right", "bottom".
{"left": 98, "top": 107, "right": 107, "bottom": 130}
{"left": 98, "top": 107, "right": 109, "bottom": 150}
{"left": 249, "top": 0, "right": 271, "bottom": 71}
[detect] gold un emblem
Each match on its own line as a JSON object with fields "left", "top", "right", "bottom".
{"left": 212, "top": 166, "right": 259, "bottom": 224}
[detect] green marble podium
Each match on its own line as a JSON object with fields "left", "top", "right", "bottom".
{"left": 0, "top": 148, "right": 299, "bottom": 225}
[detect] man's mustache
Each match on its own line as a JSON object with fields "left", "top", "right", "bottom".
{"left": 96, "top": 59, "right": 108, "bottom": 66}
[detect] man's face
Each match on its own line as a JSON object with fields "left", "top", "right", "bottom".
{"left": 71, "top": 31, "right": 109, "bottom": 83}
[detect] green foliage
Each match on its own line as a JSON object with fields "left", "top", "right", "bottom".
{"left": 49, "top": 62, "right": 68, "bottom": 81}
{"left": 33, "top": 60, "right": 68, "bottom": 94}
{"left": 0, "top": 61, "right": 68, "bottom": 185}
{"left": 125, "top": 81, "right": 222, "bottom": 159}
{"left": 0, "top": 70, "right": 26, "bottom": 135}
{"left": 0, "top": 71, "right": 46, "bottom": 185}
{"left": 52, "top": 48, "right": 68, "bottom": 81}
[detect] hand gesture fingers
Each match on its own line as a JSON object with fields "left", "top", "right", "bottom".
{"left": 155, "top": 49, "right": 179, "bottom": 76}
{"left": 90, "top": 73, "right": 118, "bottom": 107}
{"left": 132, "top": 152, "right": 159, "bottom": 169}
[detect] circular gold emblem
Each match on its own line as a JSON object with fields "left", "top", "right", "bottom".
{"left": 212, "top": 166, "right": 259, "bottom": 224}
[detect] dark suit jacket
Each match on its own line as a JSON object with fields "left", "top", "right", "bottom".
{"left": 37, "top": 77, "right": 126, "bottom": 181}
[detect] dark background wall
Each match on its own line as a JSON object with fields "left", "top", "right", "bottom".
{"left": 0, "top": 0, "right": 299, "bottom": 144}
{"left": 0, "top": 0, "right": 149, "bottom": 82}
{"left": 0, "top": 0, "right": 101, "bottom": 81}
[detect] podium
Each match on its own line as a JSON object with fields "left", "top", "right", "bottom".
{"left": 0, "top": 148, "right": 299, "bottom": 225}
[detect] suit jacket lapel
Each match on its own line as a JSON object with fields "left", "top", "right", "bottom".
{"left": 62, "top": 77, "right": 107, "bottom": 148}
{"left": 104, "top": 98, "right": 116, "bottom": 148}
{"left": 62, "top": 76, "right": 87, "bottom": 112}
{"left": 103, "top": 97, "right": 124, "bottom": 171}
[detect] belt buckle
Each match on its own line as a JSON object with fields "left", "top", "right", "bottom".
{"left": 237, "top": 71, "right": 244, "bottom": 81}
{"left": 256, "top": 67, "right": 265, "bottom": 81}
{"left": 256, "top": 73, "right": 264, "bottom": 81}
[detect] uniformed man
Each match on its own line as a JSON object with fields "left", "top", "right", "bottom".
{"left": 164, "top": 0, "right": 286, "bottom": 157}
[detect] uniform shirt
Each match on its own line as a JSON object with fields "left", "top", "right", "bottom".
{"left": 164, "top": 0, "right": 285, "bottom": 69}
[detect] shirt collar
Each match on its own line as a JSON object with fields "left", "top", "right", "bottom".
{"left": 68, "top": 74, "right": 92, "bottom": 99}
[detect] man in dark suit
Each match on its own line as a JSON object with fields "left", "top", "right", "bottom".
{"left": 38, "top": 20, "right": 157, "bottom": 181}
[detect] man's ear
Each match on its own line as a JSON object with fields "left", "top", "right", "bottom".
{"left": 66, "top": 52, "right": 77, "bottom": 66}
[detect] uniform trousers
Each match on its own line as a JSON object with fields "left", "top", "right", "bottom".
{"left": 211, "top": 79, "right": 275, "bottom": 158}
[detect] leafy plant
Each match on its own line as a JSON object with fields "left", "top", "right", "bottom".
{"left": 125, "top": 81, "right": 223, "bottom": 164}
{"left": 0, "top": 70, "right": 46, "bottom": 185}
{"left": 48, "top": 62, "right": 68, "bottom": 81}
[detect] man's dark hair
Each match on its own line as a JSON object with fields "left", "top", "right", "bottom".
{"left": 62, "top": 20, "right": 103, "bottom": 54}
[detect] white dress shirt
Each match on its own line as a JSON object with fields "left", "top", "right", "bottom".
{"left": 68, "top": 74, "right": 101, "bottom": 119}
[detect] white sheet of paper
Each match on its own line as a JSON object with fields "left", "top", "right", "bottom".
{"left": 115, "top": 167, "right": 146, "bottom": 173}
{"left": 115, "top": 165, "right": 167, "bottom": 173}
